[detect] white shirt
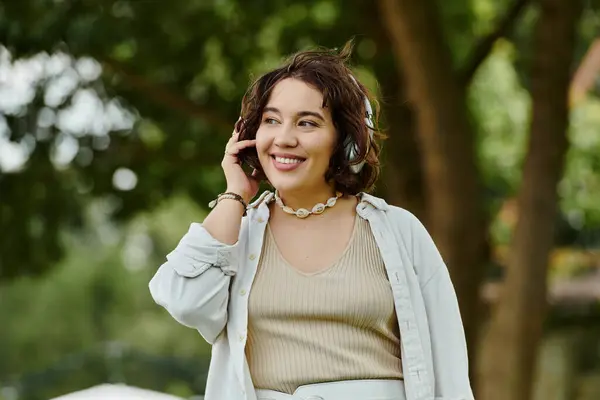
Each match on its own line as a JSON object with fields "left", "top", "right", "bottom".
{"left": 149, "top": 191, "right": 474, "bottom": 400}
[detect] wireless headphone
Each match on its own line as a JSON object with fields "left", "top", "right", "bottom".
{"left": 344, "top": 76, "right": 375, "bottom": 174}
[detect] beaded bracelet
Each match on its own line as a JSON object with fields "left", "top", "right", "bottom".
{"left": 208, "top": 192, "right": 248, "bottom": 216}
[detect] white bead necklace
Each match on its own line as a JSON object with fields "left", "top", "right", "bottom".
{"left": 274, "top": 190, "right": 342, "bottom": 219}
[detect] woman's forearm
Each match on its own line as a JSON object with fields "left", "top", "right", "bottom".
{"left": 202, "top": 198, "right": 246, "bottom": 245}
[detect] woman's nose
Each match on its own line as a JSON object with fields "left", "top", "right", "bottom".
{"left": 273, "top": 124, "right": 298, "bottom": 147}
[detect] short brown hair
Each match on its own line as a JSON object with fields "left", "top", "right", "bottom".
{"left": 237, "top": 41, "right": 383, "bottom": 194}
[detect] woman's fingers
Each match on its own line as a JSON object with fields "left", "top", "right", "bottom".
{"left": 226, "top": 132, "right": 239, "bottom": 147}
{"left": 223, "top": 117, "right": 253, "bottom": 160}
{"left": 236, "top": 139, "right": 257, "bottom": 149}
{"left": 225, "top": 139, "right": 256, "bottom": 155}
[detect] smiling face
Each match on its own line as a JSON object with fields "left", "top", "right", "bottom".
{"left": 256, "top": 78, "right": 337, "bottom": 196}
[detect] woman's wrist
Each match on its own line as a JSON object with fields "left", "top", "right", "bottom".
{"left": 225, "top": 187, "right": 252, "bottom": 204}
{"left": 209, "top": 191, "right": 248, "bottom": 216}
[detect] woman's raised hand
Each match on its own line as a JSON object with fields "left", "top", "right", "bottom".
{"left": 221, "top": 120, "right": 259, "bottom": 203}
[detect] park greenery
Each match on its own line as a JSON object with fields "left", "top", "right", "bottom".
{"left": 1, "top": 0, "right": 599, "bottom": 399}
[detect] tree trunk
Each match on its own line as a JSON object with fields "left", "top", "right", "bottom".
{"left": 379, "top": 100, "right": 426, "bottom": 221}
{"left": 358, "top": 2, "right": 427, "bottom": 220}
{"left": 373, "top": 59, "right": 426, "bottom": 220}
{"left": 377, "top": 0, "right": 488, "bottom": 374}
{"left": 478, "top": 1, "right": 582, "bottom": 399}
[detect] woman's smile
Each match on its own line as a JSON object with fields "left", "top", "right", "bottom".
{"left": 271, "top": 153, "right": 307, "bottom": 171}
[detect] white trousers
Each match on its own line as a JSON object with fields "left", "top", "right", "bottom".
{"left": 255, "top": 379, "right": 406, "bottom": 400}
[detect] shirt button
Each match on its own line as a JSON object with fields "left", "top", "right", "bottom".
{"left": 240, "top": 289, "right": 247, "bottom": 296}
{"left": 239, "top": 334, "right": 245, "bottom": 342}
{"left": 257, "top": 217, "right": 264, "bottom": 223}
{"left": 249, "top": 254, "right": 256, "bottom": 260}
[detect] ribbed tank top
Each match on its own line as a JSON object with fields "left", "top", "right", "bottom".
{"left": 245, "top": 216, "right": 403, "bottom": 394}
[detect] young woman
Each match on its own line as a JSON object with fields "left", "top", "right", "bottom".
{"left": 150, "top": 43, "right": 473, "bottom": 400}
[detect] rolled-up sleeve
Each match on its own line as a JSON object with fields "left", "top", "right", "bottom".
{"left": 149, "top": 222, "right": 242, "bottom": 344}
{"left": 411, "top": 217, "right": 475, "bottom": 400}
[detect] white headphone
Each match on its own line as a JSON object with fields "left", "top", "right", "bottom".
{"left": 344, "top": 76, "right": 375, "bottom": 174}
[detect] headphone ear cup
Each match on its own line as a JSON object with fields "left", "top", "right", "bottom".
{"left": 344, "top": 136, "right": 358, "bottom": 162}
{"left": 344, "top": 137, "right": 365, "bottom": 174}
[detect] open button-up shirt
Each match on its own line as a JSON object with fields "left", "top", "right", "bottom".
{"left": 149, "top": 191, "right": 474, "bottom": 400}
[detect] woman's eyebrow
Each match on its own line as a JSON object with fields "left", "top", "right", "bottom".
{"left": 296, "top": 111, "right": 325, "bottom": 122}
{"left": 263, "top": 107, "right": 325, "bottom": 122}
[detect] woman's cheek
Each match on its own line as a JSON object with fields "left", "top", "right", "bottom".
{"left": 255, "top": 132, "right": 271, "bottom": 166}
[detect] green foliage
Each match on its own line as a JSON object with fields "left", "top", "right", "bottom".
{"left": 438, "top": 0, "right": 477, "bottom": 65}
{"left": 509, "top": 0, "right": 600, "bottom": 91}
{"left": 1, "top": 0, "right": 599, "bottom": 279}
{"left": 0, "top": 0, "right": 387, "bottom": 281}
{"left": 2, "top": 0, "right": 600, "bottom": 397}
{"left": 470, "top": 39, "right": 531, "bottom": 194}
{"left": 0, "top": 196, "right": 210, "bottom": 399}
{"left": 562, "top": 98, "right": 600, "bottom": 227}
{"left": 2, "top": 0, "right": 562, "bottom": 281}
{"left": 471, "top": 39, "right": 600, "bottom": 246}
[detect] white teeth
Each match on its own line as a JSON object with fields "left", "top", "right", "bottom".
{"left": 275, "top": 157, "right": 303, "bottom": 164}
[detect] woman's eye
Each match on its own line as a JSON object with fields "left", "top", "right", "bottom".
{"left": 263, "top": 118, "right": 278, "bottom": 125}
{"left": 299, "top": 120, "right": 318, "bottom": 127}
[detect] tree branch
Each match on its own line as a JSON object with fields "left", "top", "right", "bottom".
{"left": 459, "top": 0, "right": 532, "bottom": 87}
{"left": 100, "top": 57, "right": 233, "bottom": 133}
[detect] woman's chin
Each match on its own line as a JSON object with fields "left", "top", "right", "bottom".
{"left": 266, "top": 175, "right": 306, "bottom": 194}
{"left": 269, "top": 181, "right": 301, "bottom": 194}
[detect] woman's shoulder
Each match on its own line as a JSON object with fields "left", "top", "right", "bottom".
{"left": 359, "top": 192, "right": 433, "bottom": 248}
{"left": 363, "top": 194, "right": 445, "bottom": 282}
{"left": 358, "top": 192, "right": 420, "bottom": 225}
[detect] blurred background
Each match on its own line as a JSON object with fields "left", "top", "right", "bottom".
{"left": 1, "top": 0, "right": 599, "bottom": 399}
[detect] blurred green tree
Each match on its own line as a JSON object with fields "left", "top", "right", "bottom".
{"left": 2, "top": 1, "right": 600, "bottom": 398}
{"left": 0, "top": 0, "right": 534, "bottom": 282}
{"left": 0, "top": 196, "right": 212, "bottom": 399}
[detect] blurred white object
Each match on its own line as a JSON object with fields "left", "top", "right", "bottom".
{"left": 50, "top": 384, "right": 188, "bottom": 400}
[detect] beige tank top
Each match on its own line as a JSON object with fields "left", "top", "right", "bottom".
{"left": 245, "top": 216, "right": 403, "bottom": 394}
